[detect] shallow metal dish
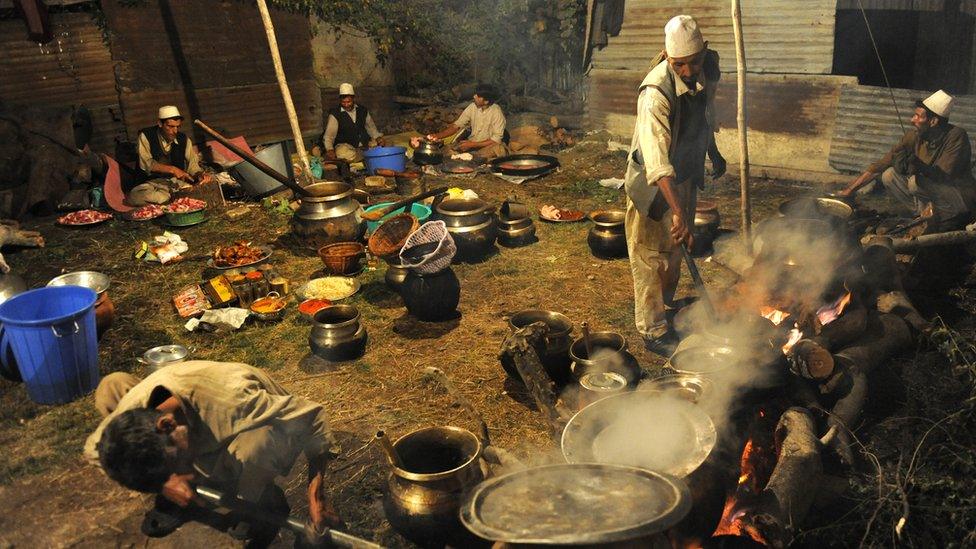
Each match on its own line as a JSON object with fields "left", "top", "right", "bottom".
{"left": 489, "top": 154, "right": 559, "bottom": 177}
{"left": 778, "top": 196, "right": 853, "bottom": 221}
{"left": 206, "top": 245, "right": 273, "bottom": 270}
{"left": 561, "top": 391, "right": 716, "bottom": 478}
{"left": 668, "top": 345, "right": 738, "bottom": 377}
{"left": 460, "top": 463, "right": 691, "bottom": 546}
{"left": 47, "top": 271, "right": 110, "bottom": 295}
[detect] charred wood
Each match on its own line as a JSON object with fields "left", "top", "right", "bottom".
{"left": 498, "top": 323, "right": 573, "bottom": 438}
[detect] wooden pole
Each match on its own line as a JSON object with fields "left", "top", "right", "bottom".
{"left": 255, "top": 0, "right": 313, "bottom": 186}
{"left": 731, "top": 0, "right": 752, "bottom": 252}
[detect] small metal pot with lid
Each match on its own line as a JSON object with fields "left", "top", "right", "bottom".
{"left": 139, "top": 344, "right": 190, "bottom": 371}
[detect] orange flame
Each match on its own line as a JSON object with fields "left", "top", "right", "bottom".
{"left": 758, "top": 305, "right": 791, "bottom": 326}
{"left": 782, "top": 326, "right": 803, "bottom": 355}
{"left": 817, "top": 290, "right": 852, "bottom": 326}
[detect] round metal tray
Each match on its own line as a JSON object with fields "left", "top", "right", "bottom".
{"left": 460, "top": 463, "right": 690, "bottom": 545}
{"left": 489, "top": 154, "right": 559, "bottom": 177}
{"left": 207, "top": 245, "right": 272, "bottom": 270}
{"left": 561, "top": 391, "right": 716, "bottom": 478}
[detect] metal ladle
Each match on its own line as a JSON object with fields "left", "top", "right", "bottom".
{"left": 581, "top": 321, "right": 594, "bottom": 359}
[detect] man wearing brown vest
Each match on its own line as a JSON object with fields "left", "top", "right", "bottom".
{"left": 129, "top": 106, "right": 212, "bottom": 206}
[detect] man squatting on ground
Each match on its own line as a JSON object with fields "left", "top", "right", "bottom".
{"left": 323, "top": 82, "right": 386, "bottom": 163}
{"left": 127, "top": 105, "right": 213, "bottom": 207}
{"left": 839, "top": 89, "right": 976, "bottom": 230}
{"left": 425, "top": 83, "right": 510, "bottom": 161}
{"left": 624, "top": 15, "right": 724, "bottom": 356}
{"left": 84, "top": 361, "right": 340, "bottom": 544}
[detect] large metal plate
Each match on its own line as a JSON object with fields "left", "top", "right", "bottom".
{"left": 489, "top": 154, "right": 560, "bottom": 177}
{"left": 562, "top": 391, "right": 716, "bottom": 479}
{"left": 460, "top": 463, "right": 690, "bottom": 545}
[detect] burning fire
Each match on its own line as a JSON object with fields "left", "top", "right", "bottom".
{"left": 816, "top": 290, "right": 852, "bottom": 326}
{"left": 782, "top": 325, "right": 803, "bottom": 355}
{"left": 758, "top": 305, "right": 790, "bottom": 326}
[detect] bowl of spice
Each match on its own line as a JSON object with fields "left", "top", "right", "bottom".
{"left": 298, "top": 298, "right": 332, "bottom": 321}
{"left": 250, "top": 292, "right": 287, "bottom": 321}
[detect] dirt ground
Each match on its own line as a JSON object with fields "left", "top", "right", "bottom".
{"left": 0, "top": 135, "right": 973, "bottom": 547}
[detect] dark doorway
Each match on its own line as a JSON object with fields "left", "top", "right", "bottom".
{"left": 832, "top": 9, "right": 920, "bottom": 89}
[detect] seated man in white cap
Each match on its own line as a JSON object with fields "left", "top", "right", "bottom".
{"left": 425, "top": 83, "right": 509, "bottom": 161}
{"left": 624, "top": 14, "right": 723, "bottom": 356}
{"left": 128, "top": 106, "right": 212, "bottom": 206}
{"left": 323, "top": 83, "right": 385, "bottom": 163}
{"left": 839, "top": 90, "right": 976, "bottom": 229}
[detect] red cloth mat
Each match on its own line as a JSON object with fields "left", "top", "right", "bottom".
{"left": 205, "top": 136, "right": 254, "bottom": 167}
{"left": 101, "top": 154, "right": 133, "bottom": 213}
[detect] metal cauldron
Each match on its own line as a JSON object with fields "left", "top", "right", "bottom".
{"left": 308, "top": 304, "right": 367, "bottom": 361}
{"left": 291, "top": 181, "right": 365, "bottom": 249}
{"left": 413, "top": 140, "right": 444, "bottom": 166}
{"left": 384, "top": 426, "right": 484, "bottom": 546}
{"left": 433, "top": 197, "right": 497, "bottom": 260}
{"left": 587, "top": 210, "right": 627, "bottom": 259}
{"left": 569, "top": 331, "right": 640, "bottom": 385}
{"left": 47, "top": 271, "right": 114, "bottom": 337}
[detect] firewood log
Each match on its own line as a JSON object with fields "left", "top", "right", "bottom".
{"left": 891, "top": 229, "right": 976, "bottom": 252}
{"left": 498, "top": 323, "right": 573, "bottom": 438}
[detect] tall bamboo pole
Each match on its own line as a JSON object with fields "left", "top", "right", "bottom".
{"left": 731, "top": 0, "right": 752, "bottom": 252}
{"left": 256, "top": 0, "right": 312, "bottom": 185}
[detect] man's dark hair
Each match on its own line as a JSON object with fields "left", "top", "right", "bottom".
{"left": 915, "top": 100, "right": 947, "bottom": 124}
{"left": 475, "top": 83, "right": 499, "bottom": 104}
{"left": 97, "top": 408, "right": 172, "bottom": 493}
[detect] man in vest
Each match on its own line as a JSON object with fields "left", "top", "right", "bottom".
{"left": 129, "top": 106, "right": 212, "bottom": 206}
{"left": 426, "top": 83, "right": 509, "bottom": 160}
{"left": 323, "top": 83, "right": 385, "bottom": 163}
{"left": 838, "top": 90, "right": 976, "bottom": 230}
{"left": 624, "top": 15, "right": 722, "bottom": 356}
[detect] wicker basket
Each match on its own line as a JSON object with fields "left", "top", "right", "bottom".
{"left": 318, "top": 242, "right": 366, "bottom": 275}
{"left": 368, "top": 213, "right": 419, "bottom": 258}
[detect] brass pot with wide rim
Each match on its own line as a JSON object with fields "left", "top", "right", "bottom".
{"left": 308, "top": 304, "right": 367, "bottom": 361}
{"left": 587, "top": 209, "right": 627, "bottom": 259}
{"left": 433, "top": 197, "right": 497, "bottom": 260}
{"left": 291, "top": 181, "right": 365, "bottom": 249}
{"left": 384, "top": 425, "right": 484, "bottom": 546}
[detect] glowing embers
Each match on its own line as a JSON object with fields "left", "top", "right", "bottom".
{"left": 758, "top": 305, "right": 790, "bottom": 326}
{"left": 816, "top": 289, "right": 853, "bottom": 327}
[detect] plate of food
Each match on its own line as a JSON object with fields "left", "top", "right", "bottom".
{"left": 539, "top": 204, "right": 585, "bottom": 222}
{"left": 57, "top": 209, "right": 113, "bottom": 226}
{"left": 297, "top": 276, "right": 361, "bottom": 301}
{"left": 208, "top": 241, "right": 273, "bottom": 269}
{"left": 166, "top": 197, "right": 208, "bottom": 213}
{"left": 126, "top": 204, "right": 165, "bottom": 221}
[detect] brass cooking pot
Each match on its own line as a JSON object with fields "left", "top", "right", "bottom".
{"left": 587, "top": 210, "right": 627, "bottom": 259}
{"left": 384, "top": 426, "right": 484, "bottom": 546}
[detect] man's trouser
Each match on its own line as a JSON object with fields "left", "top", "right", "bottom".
{"left": 880, "top": 167, "right": 970, "bottom": 228}
{"left": 333, "top": 143, "right": 364, "bottom": 163}
{"left": 127, "top": 179, "right": 175, "bottom": 206}
{"left": 471, "top": 142, "right": 509, "bottom": 161}
{"left": 625, "top": 182, "right": 697, "bottom": 340}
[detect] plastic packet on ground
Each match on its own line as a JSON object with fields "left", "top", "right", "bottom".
{"left": 186, "top": 308, "right": 250, "bottom": 331}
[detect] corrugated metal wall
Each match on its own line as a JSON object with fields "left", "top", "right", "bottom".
{"left": 829, "top": 85, "right": 976, "bottom": 173}
{"left": 836, "top": 0, "right": 944, "bottom": 10}
{"left": 101, "top": 0, "right": 321, "bottom": 146}
{"left": 0, "top": 12, "right": 123, "bottom": 151}
{"left": 589, "top": 0, "right": 836, "bottom": 74}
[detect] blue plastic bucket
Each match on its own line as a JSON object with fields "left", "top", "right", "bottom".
{"left": 364, "top": 202, "right": 432, "bottom": 233}
{"left": 362, "top": 146, "right": 407, "bottom": 175}
{"left": 0, "top": 286, "right": 99, "bottom": 404}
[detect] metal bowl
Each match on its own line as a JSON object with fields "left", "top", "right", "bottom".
{"left": 778, "top": 196, "right": 853, "bottom": 221}
{"left": 562, "top": 391, "right": 716, "bottom": 478}
{"left": 47, "top": 271, "right": 110, "bottom": 295}
{"left": 639, "top": 373, "right": 712, "bottom": 404}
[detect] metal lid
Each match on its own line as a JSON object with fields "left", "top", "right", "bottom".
{"left": 460, "top": 463, "right": 691, "bottom": 545}
{"left": 142, "top": 345, "right": 189, "bottom": 366}
{"left": 579, "top": 371, "right": 627, "bottom": 392}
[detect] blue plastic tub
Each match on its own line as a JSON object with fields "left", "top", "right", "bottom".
{"left": 364, "top": 202, "right": 432, "bottom": 233}
{"left": 0, "top": 286, "right": 99, "bottom": 404}
{"left": 363, "top": 146, "right": 407, "bottom": 175}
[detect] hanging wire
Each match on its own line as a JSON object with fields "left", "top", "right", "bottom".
{"left": 856, "top": 0, "right": 907, "bottom": 133}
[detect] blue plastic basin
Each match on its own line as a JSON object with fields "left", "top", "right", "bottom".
{"left": 362, "top": 146, "right": 407, "bottom": 175}
{"left": 364, "top": 202, "right": 432, "bottom": 233}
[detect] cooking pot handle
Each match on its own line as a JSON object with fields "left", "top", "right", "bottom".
{"left": 52, "top": 321, "right": 80, "bottom": 338}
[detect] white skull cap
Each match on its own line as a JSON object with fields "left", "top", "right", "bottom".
{"left": 338, "top": 83, "right": 355, "bottom": 96}
{"left": 922, "top": 89, "right": 953, "bottom": 118}
{"left": 157, "top": 105, "right": 182, "bottom": 120}
{"left": 665, "top": 15, "right": 704, "bottom": 58}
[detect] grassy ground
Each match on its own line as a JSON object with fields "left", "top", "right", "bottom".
{"left": 0, "top": 135, "right": 972, "bottom": 547}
